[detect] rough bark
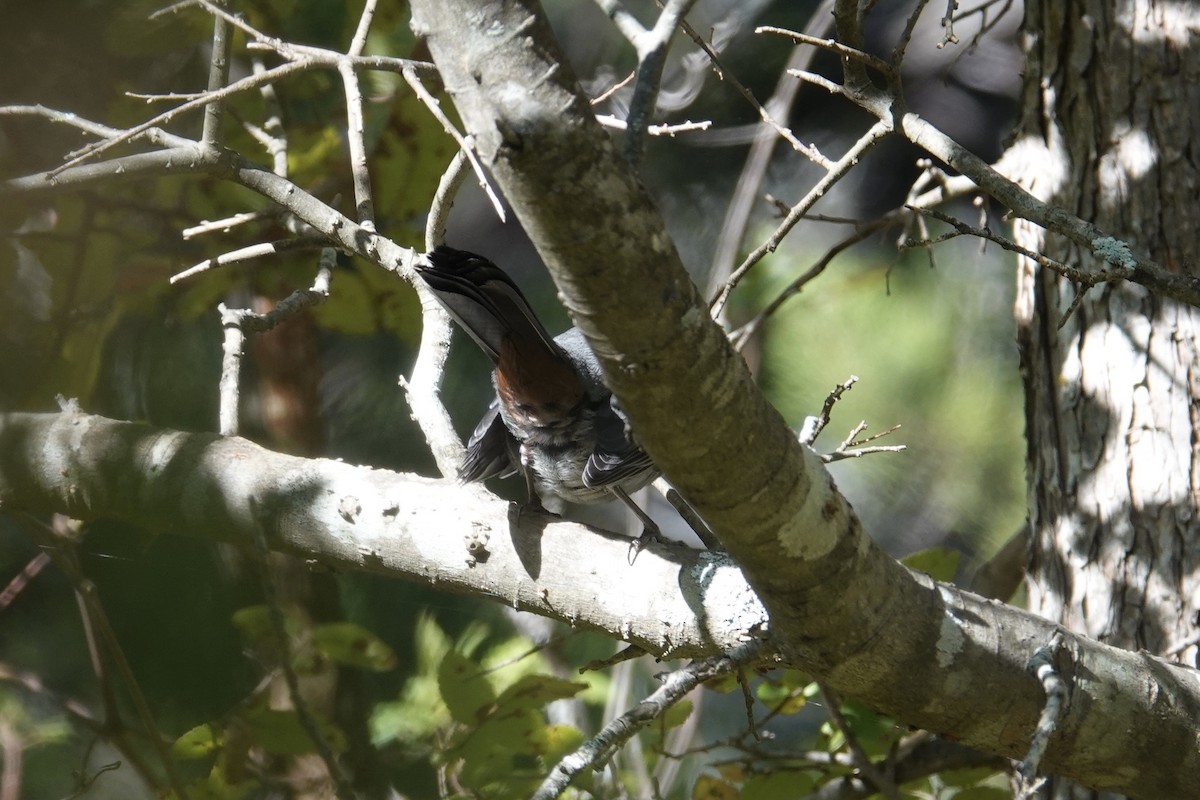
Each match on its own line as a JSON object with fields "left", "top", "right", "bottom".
{"left": 1013, "top": 1, "right": 1200, "bottom": 797}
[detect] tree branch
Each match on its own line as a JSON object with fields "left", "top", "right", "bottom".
{"left": 0, "top": 410, "right": 767, "bottom": 659}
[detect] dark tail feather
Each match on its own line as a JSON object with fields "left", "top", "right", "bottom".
{"left": 417, "top": 247, "right": 560, "bottom": 365}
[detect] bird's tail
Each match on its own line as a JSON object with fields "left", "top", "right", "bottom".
{"left": 416, "top": 246, "right": 561, "bottom": 366}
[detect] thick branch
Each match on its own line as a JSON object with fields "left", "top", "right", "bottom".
{"left": 0, "top": 410, "right": 764, "bottom": 658}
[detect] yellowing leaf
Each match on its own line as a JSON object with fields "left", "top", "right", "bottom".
{"left": 439, "top": 650, "right": 495, "bottom": 724}
{"left": 901, "top": 547, "right": 961, "bottom": 582}
{"left": 313, "top": 622, "right": 397, "bottom": 671}
{"left": 693, "top": 774, "right": 739, "bottom": 800}
{"left": 172, "top": 723, "right": 223, "bottom": 759}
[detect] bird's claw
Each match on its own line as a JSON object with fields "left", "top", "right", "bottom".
{"left": 627, "top": 526, "right": 662, "bottom": 565}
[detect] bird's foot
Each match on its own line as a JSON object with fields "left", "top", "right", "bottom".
{"left": 510, "top": 497, "right": 559, "bottom": 528}
{"left": 627, "top": 524, "right": 662, "bottom": 565}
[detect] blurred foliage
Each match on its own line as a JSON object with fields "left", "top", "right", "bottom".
{"left": 0, "top": 0, "right": 1028, "bottom": 797}
{"left": 753, "top": 232, "right": 1025, "bottom": 564}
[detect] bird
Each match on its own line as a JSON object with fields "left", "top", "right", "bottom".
{"left": 415, "top": 246, "right": 662, "bottom": 559}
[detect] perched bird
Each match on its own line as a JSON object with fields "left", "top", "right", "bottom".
{"left": 415, "top": 246, "right": 661, "bottom": 557}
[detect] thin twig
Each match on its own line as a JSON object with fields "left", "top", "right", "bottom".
{"left": 170, "top": 235, "right": 329, "bottom": 283}
{"left": 687, "top": 16, "right": 831, "bottom": 168}
{"left": 757, "top": 26, "right": 893, "bottom": 75}
{"left": 250, "top": 55, "right": 289, "bottom": 176}
{"left": 1014, "top": 633, "right": 1068, "bottom": 798}
{"left": 891, "top": 0, "right": 934, "bottom": 68}
{"left": 902, "top": 204, "right": 1115, "bottom": 320}
{"left": 0, "top": 105, "right": 194, "bottom": 149}
{"left": 534, "top": 641, "right": 766, "bottom": 800}
{"left": 938, "top": 0, "right": 961, "bottom": 47}
{"left": 347, "top": 0, "right": 378, "bottom": 57}
{"left": 339, "top": 59, "right": 377, "bottom": 231}
{"left": 402, "top": 68, "right": 506, "bottom": 222}
{"left": 0, "top": 553, "right": 51, "bottom": 611}
{"left": 625, "top": 0, "right": 697, "bottom": 167}
{"left": 217, "top": 258, "right": 334, "bottom": 435}
{"left": 819, "top": 684, "right": 901, "bottom": 799}
{"left": 711, "top": 118, "right": 892, "bottom": 318}
{"left": 52, "top": 61, "right": 309, "bottom": 175}
{"left": 200, "top": 0, "right": 232, "bottom": 145}
{"left": 594, "top": 115, "right": 712, "bottom": 136}
{"left": 182, "top": 211, "right": 276, "bottom": 239}
{"left": 249, "top": 506, "right": 357, "bottom": 800}
{"left": 801, "top": 376, "right": 859, "bottom": 446}
{"left": 730, "top": 215, "right": 895, "bottom": 349}
{"left": 705, "top": 0, "right": 835, "bottom": 307}
{"left": 405, "top": 152, "right": 471, "bottom": 479}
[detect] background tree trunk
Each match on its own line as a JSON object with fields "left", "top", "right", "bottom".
{"left": 1014, "top": 2, "right": 1200, "bottom": 796}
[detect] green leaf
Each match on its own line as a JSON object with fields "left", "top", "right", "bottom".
{"left": 662, "top": 698, "right": 695, "bottom": 730}
{"left": 778, "top": 669, "right": 812, "bottom": 689}
{"left": 439, "top": 650, "right": 495, "bottom": 724}
{"left": 755, "top": 682, "right": 806, "bottom": 714}
{"left": 531, "top": 723, "right": 585, "bottom": 762}
{"left": 173, "top": 723, "right": 223, "bottom": 759}
{"left": 703, "top": 672, "right": 740, "bottom": 693}
{"left": 948, "top": 787, "right": 1012, "bottom": 800}
{"left": 241, "top": 708, "right": 347, "bottom": 756}
{"left": 458, "top": 709, "right": 542, "bottom": 788}
{"left": 492, "top": 674, "right": 588, "bottom": 714}
{"left": 901, "top": 547, "right": 961, "bottom": 582}
{"left": 692, "top": 774, "right": 740, "bottom": 800}
{"left": 166, "top": 760, "right": 255, "bottom": 800}
{"left": 835, "top": 702, "right": 900, "bottom": 757}
{"left": 312, "top": 622, "right": 397, "bottom": 671}
{"left": 741, "top": 770, "right": 814, "bottom": 800}
{"left": 231, "top": 605, "right": 279, "bottom": 646}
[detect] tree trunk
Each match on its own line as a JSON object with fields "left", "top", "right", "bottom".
{"left": 1014, "top": 2, "right": 1200, "bottom": 797}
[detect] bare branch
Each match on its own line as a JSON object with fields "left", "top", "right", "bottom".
{"left": 705, "top": 0, "right": 835, "bottom": 307}
{"left": 217, "top": 258, "right": 334, "bottom": 435}
{"left": 903, "top": 205, "right": 1118, "bottom": 289}
{"left": 51, "top": 61, "right": 309, "bottom": 175}
{"left": 402, "top": 68, "right": 507, "bottom": 223}
{"left": 594, "top": 115, "right": 712, "bottom": 136}
{"left": 0, "top": 105, "right": 194, "bottom": 149}
{"left": 533, "top": 641, "right": 766, "bottom": 800}
{"left": 938, "top": 0, "right": 961, "bottom": 47}
{"left": 757, "top": 25, "right": 893, "bottom": 75}
{"left": 683, "top": 20, "right": 831, "bottom": 167}
{"left": 633, "top": 0, "right": 699, "bottom": 153}
{"left": 819, "top": 684, "right": 901, "bottom": 799}
{"left": 406, "top": 153, "right": 472, "bottom": 480}
{"left": 711, "top": 118, "right": 892, "bottom": 317}
{"left": 339, "top": 59, "right": 377, "bottom": 231}
{"left": 730, "top": 214, "right": 895, "bottom": 349}
{"left": 348, "top": 0, "right": 378, "bottom": 57}
{"left": 891, "top": 0, "right": 934, "bottom": 67}
{"left": 800, "top": 376, "right": 859, "bottom": 447}
{"left": 1014, "top": 634, "right": 1069, "bottom": 798}
{"left": 182, "top": 211, "right": 276, "bottom": 239}
{"left": 200, "top": 0, "right": 233, "bottom": 145}
{"left": 170, "top": 235, "right": 329, "bottom": 284}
